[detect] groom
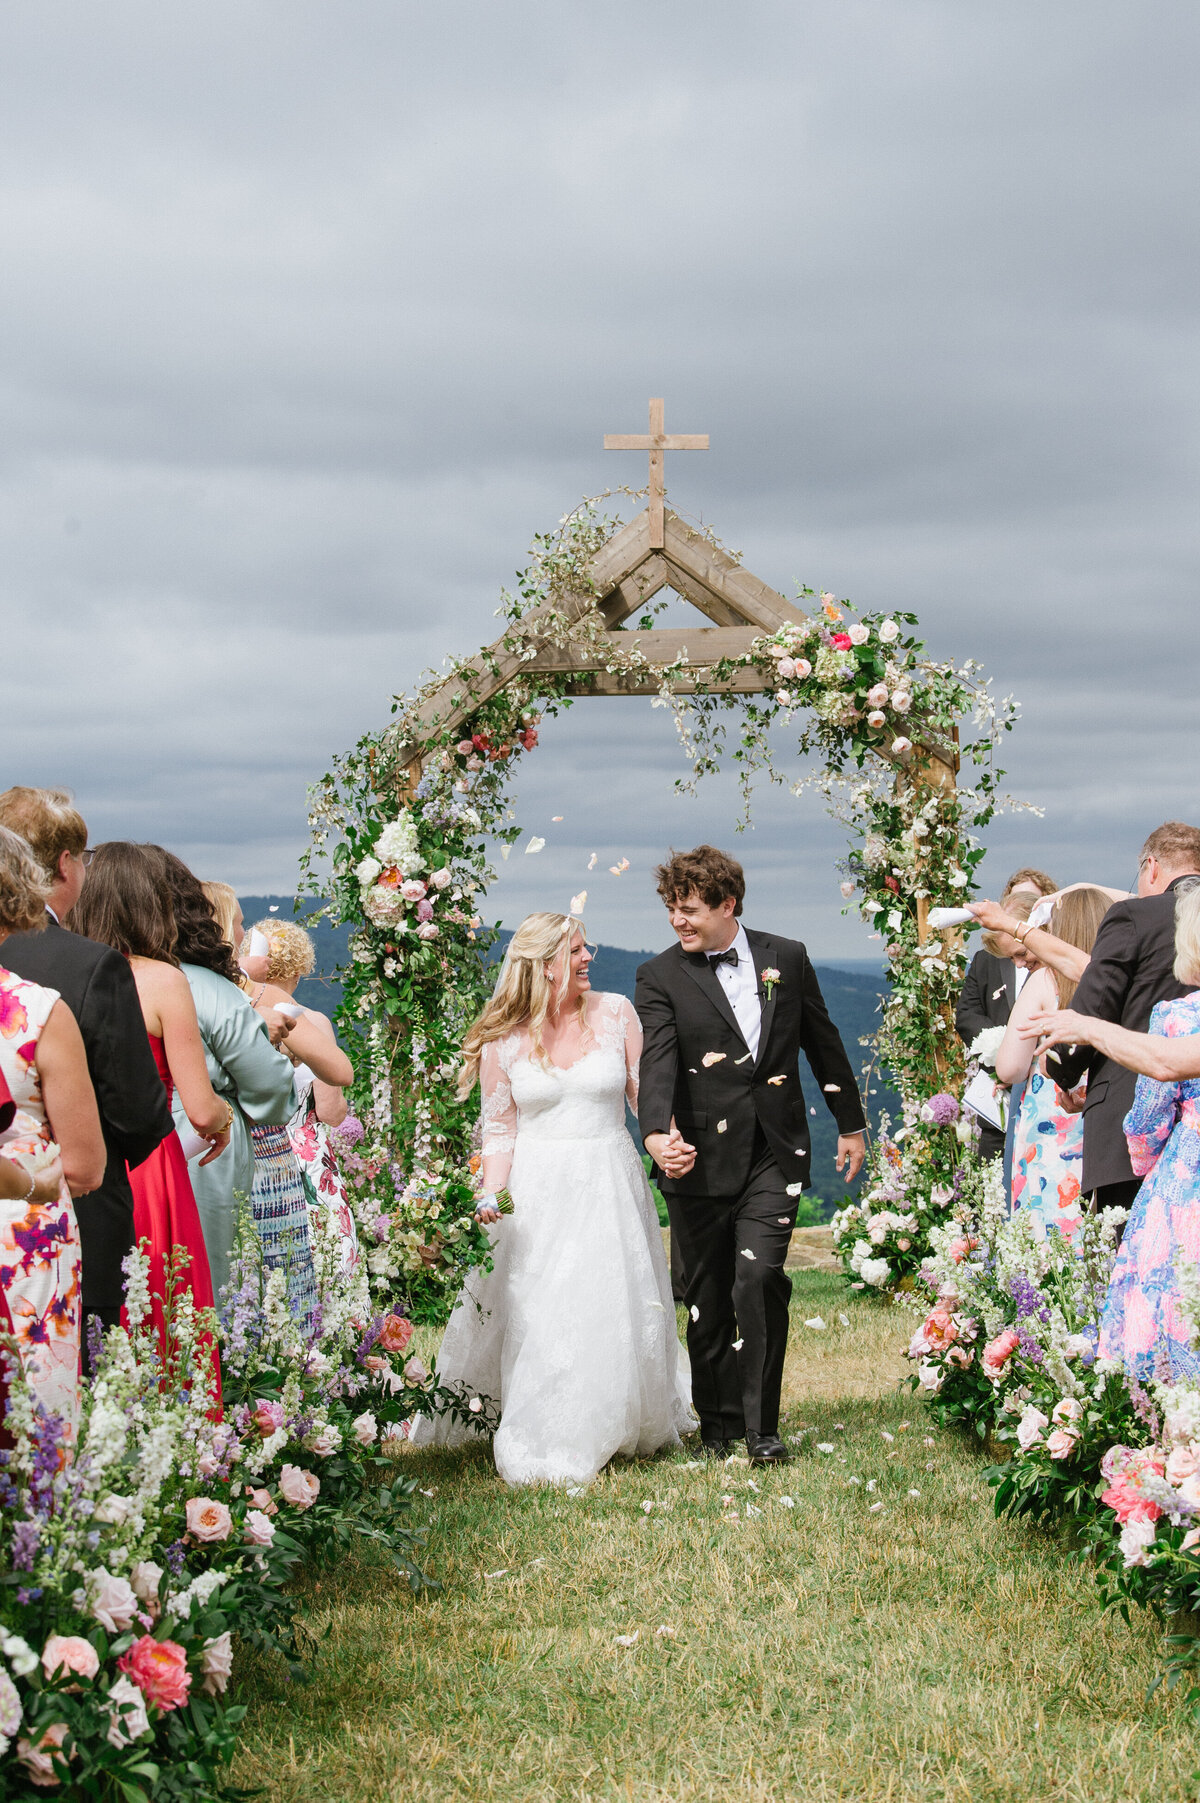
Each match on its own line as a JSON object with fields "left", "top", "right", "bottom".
{"left": 635, "top": 846, "right": 866, "bottom": 1465}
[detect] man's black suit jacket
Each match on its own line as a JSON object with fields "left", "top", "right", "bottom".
{"left": 955, "top": 949, "right": 1018, "bottom": 1047}
{"left": 1046, "top": 878, "right": 1199, "bottom": 1193}
{"left": 634, "top": 928, "right": 867, "bottom": 1198}
{"left": 2, "top": 916, "right": 174, "bottom": 1309}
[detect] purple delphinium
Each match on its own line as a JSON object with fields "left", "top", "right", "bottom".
{"left": 1007, "top": 1271, "right": 1050, "bottom": 1325}
{"left": 11, "top": 1520, "right": 40, "bottom": 1572}
{"left": 164, "top": 1539, "right": 188, "bottom": 1575}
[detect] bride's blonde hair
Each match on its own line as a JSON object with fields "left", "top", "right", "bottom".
{"left": 459, "top": 911, "right": 589, "bottom": 1097}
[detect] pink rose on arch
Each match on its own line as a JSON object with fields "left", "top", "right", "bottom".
{"left": 105, "top": 1675, "right": 150, "bottom": 1749}
{"left": 776, "top": 656, "right": 796, "bottom": 678}
{"left": 401, "top": 879, "right": 427, "bottom": 902}
{"left": 15, "top": 1722, "right": 72, "bottom": 1787}
{"left": 88, "top": 1571, "right": 139, "bottom": 1635}
{"left": 848, "top": 623, "right": 870, "bottom": 645}
{"left": 866, "top": 683, "right": 889, "bottom": 708}
{"left": 279, "top": 1464, "right": 320, "bottom": 1510}
{"left": 118, "top": 1636, "right": 191, "bottom": 1713}
{"left": 1046, "top": 1428, "right": 1078, "bottom": 1461}
{"left": 429, "top": 868, "right": 452, "bottom": 890}
{"left": 891, "top": 689, "right": 913, "bottom": 713}
{"left": 185, "top": 1497, "right": 233, "bottom": 1543}
{"left": 866, "top": 710, "right": 887, "bottom": 730}
{"left": 245, "top": 1485, "right": 279, "bottom": 1517}
{"left": 200, "top": 1632, "right": 233, "bottom": 1697}
{"left": 456, "top": 740, "right": 473, "bottom": 755}
{"left": 416, "top": 899, "right": 435, "bottom": 922}
{"left": 793, "top": 658, "right": 812, "bottom": 680}
{"left": 196, "top": 1451, "right": 220, "bottom": 1479}
{"left": 251, "top": 1399, "right": 285, "bottom": 1439}
{"left": 42, "top": 1635, "right": 99, "bottom": 1684}
{"left": 981, "top": 1329, "right": 1020, "bottom": 1381}
{"left": 244, "top": 1509, "right": 276, "bottom": 1548}
{"left": 1166, "top": 1446, "right": 1200, "bottom": 1486}
{"left": 417, "top": 923, "right": 439, "bottom": 940}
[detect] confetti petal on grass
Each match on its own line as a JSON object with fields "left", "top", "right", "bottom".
{"left": 701, "top": 1052, "right": 727, "bottom": 1067}
{"left": 848, "top": 1476, "right": 862, "bottom": 1486}
{"left": 866, "top": 1480, "right": 876, "bottom": 1492}
{"left": 778, "top": 1495, "right": 795, "bottom": 1508}
{"left": 869, "top": 1502, "right": 884, "bottom": 1514}
{"left": 717, "top": 1120, "right": 728, "bottom": 1133}
{"left": 745, "top": 1504, "right": 763, "bottom": 1517}
{"left": 747, "top": 1479, "right": 759, "bottom": 1493}
{"left": 641, "top": 1500, "right": 654, "bottom": 1514}
{"left": 655, "top": 1625, "right": 675, "bottom": 1638}
{"left": 614, "top": 1633, "right": 639, "bottom": 1648}
{"left": 816, "top": 1442, "right": 835, "bottom": 1453}
{"left": 804, "top": 1316, "right": 826, "bottom": 1330}
{"left": 419, "top": 1488, "right": 435, "bottom": 1498}
{"left": 485, "top": 1569, "right": 509, "bottom": 1579}
{"left": 740, "top": 1247, "right": 757, "bottom": 1261}
{"left": 923, "top": 1437, "right": 935, "bottom": 1447}
{"left": 838, "top": 1313, "right": 850, "bottom": 1326}
{"left": 880, "top": 1430, "right": 894, "bottom": 1442}
{"left": 908, "top": 1488, "right": 921, "bottom": 1498}
{"left": 525, "top": 836, "right": 546, "bottom": 855}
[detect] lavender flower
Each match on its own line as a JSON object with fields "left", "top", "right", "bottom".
{"left": 920, "top": 1093, "right": 960, "bottom": 1126}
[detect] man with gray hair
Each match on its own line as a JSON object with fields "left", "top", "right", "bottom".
{"left": 1047, "top": 821, "right": 1200, "bottom": 1216}
{"left": 0, "top": 787, "right": 173, "bottom": 1358}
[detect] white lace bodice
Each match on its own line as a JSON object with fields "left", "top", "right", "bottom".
{"left": 478, "top": 991, "right": 641, "bottom": 1191}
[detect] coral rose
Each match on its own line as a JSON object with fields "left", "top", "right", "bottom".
{"left": 118, "top": 1636, "right": 191, "bottom": 1713}
{"left": 185, "top": 1497, "right": 233, "bottom": 1543}
{"left": 279, "top": 1464, "right": 320, "bottom": 1510}
{"left": 1101, "top": 1471, "right": 1163, "bottom": 1525}
{"left": 41, "top": 1635, "right": 99, "bottom": 1684}
{"left": 981, "top": 1329, "right": 1020, "bottom": 1381}
{"left": 378, "top": 1313, "right": 413, "bottom": 1354}
{"left": 1045, "top": 1428, "right": 1078, "bottom": 1461}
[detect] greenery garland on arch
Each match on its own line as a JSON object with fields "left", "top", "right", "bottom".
{"left": 303, "top": 497, "right": 1025, "bottom": 1322}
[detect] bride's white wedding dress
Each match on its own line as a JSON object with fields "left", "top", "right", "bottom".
{"left": 411, "top": 991, "right": 695, "bottom": 1487}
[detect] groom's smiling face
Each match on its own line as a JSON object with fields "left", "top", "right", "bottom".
{"left": 667, "top": 891, "right": 738, "bottom": 957}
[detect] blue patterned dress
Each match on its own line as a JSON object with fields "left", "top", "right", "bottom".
{"left": 1100, "top": 994, "right": 1200, "bottom": 1381}
{"left": 1011, "top": 1068, "right": 1084, "bottom": 1241}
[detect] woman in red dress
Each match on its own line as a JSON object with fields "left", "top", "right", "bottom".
{"left": 69, "top": 844, "right": 230, "bottom": 1400}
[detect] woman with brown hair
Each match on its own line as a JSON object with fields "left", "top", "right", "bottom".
{"left": 69, "top": 843, "right": 229, "bottom": 1389}
{"left": 994, "top": 886, "right": 1113, "bottom": 1239}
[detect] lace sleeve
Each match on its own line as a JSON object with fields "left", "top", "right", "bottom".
{"left": 619, "top": 995, "right": 643, "bottom": 1112}
{"left": 479, "top": 1037, "right": 518, "bottom": 1192}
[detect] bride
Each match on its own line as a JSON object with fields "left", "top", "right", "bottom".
{"left": 411, "top": 908, "right": 694, "bottom": 1486}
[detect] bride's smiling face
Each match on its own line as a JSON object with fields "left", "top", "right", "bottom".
{"left": 548, "top": 929, "right": 592, "bottom": 1009}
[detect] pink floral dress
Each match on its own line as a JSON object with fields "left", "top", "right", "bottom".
{"left": 1100, "top": 993, "right": 1200, "bottom": 1380}
{"left": 287, "top": 1078, "right": 359, "bottom": 1279}
{"left": 0, "top": 967, "right": 82, "bottom": 1438}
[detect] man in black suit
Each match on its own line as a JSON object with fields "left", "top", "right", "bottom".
{"left": 635, "top": 845, "right": 866, "bottom": 1466}
{"left": 1046, "top": 822, "right": 1200, "bottom": 1214}
{"left": 0, "top": 788, "right": 174, "bottom": 1352}
{"left": 955, "top": 868, "right": 1056, "bottom": 1159}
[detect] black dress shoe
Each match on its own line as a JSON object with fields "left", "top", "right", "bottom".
{"left": 747, "top": 1432, "right": 789, "bottom": 1466}
{"left": 701, "top": 1437, "right": 733, "bottom": 1459}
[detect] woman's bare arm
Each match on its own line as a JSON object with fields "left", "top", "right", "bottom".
{"left": 302, "top": 1011, "right": 350, "bottom": 1125}
{"left": 252, "top": 985, "right": 353, "bottom": 1086}
{"left": 995, "top": 968, "right": 1055, "bottom": 1087}
{"left": 36, "top": 1001, "right": 106, "bottom": 1195}
{"left": 1022, "top": 1008, "right": 1200, "bottom": 1083}
{"left": 140, "top": 962, "right": 230, "bottom": 1139}
{"left": 967, "top": 901, "right": 1091, "bottom": 983}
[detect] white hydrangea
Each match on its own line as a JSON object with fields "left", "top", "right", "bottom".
{"left": 374, "top": 816, "right": 423, "bottom": 875}
{"left": 356, "top": 856, "right": 383, "bottom": 887}
{"left": 858, "top": 1256, "right": 891, "bottom": 1289}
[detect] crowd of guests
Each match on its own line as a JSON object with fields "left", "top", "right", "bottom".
{"left": 956, "top": 820, "right": 1200, "bottom": 1381}
{"left": 0, "top": 785, "right": 358, "bottom": 1439}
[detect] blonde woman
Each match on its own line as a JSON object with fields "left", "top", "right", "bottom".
{"left": 411, "top": 910, "right": 694, "bottom": 1487}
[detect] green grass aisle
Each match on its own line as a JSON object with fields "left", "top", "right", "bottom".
{"left": 231, "top": 1274, "right": 1199, "bottom": 1801}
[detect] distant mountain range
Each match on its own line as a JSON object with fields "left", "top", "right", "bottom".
{"left": 240, "top": 896, "right": 898, "bottom": 1210}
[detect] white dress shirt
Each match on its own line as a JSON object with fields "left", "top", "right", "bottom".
{"left": 710, "top": 923, "right": 762, "bottom": 1060}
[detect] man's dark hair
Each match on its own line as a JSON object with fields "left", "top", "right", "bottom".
{"left": 654, "top": 845, "right": 745, "bottom": 917}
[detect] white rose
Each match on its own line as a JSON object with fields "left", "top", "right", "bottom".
{"left": 351, "top": 1411, "right": 378, "bottom": 1446}
{"left": 106, "top": 1675, "right": 151, "bottom": 1749}
{"left": 355, "top": 856, "right": 383, "bottom": 888}
{"left": 129, "top": 1562, "right": 163, "bottom": 1606}
{"left": 917, "top": 1361, "right": 944, "bottom": 1392}
{"left": 891, "top": 689, "right": 912, "bottom": 713}
{"left": 429, "top": 868, "right": 452, "bottom": 890}
{"left": 879, "top": 619, "right": 900, "bottom": 643}
{"left": 1015, "top": 1405, "right": 1049, "bottom": 1451}
{"left": 848, "top": 623, "right": 870, "bottom": 645}
{"left": 1120, "top": 1518, "right": 1157, "bottom": 1568}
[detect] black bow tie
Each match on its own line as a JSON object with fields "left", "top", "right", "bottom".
{"left": 709, "top": 947, "right": 739, "bottom": 970}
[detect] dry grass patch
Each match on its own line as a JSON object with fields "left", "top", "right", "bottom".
{"left": 231, "top": 1273, "right": 1199, "bottom": 1802}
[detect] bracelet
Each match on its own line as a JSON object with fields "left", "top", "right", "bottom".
{"left": 15, "top": 1164, "right": 35, "bottom": 1202}
{"left": 1014, "top": 920, "right": 1034, "bottom": 945}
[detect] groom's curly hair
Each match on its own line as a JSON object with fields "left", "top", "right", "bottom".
{"left": 654, "top": 845, "right": 745, "bottom": 917}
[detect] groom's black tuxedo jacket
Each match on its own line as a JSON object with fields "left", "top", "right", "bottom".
{"left": 634, "top": 928, "right": 867, "bottom": 1198}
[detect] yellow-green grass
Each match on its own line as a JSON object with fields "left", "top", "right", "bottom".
{"left": 232, "top": 1273, "right": 1199, "bottom": 1801}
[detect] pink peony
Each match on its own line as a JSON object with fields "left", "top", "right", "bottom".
{"left": 200, "top": 1632, "right": 233, "bottom": 1697}
{"left": 1166, "top": 1446, "right": 1200, "bottom": 1486}
{"left": 41, "top": 1636, "right": 99, "bottom": 1684}
{"left": 185, "top": 1497, "right": 233, "bottom": 1543}
{"left": 1015, "top": 1405, "right": 1049, "bottom": 1451}
{"left": 1046, "top": 1428, "right": 1078, "bottom": 1461}
{"left": 243, "top": 1509, "right": 276, "bottom": 1547}
{"left": 981, "top": 1329, "right": 1020, "bottom": 1381}
{"left": 105, "top": 1674, "right": 150, "bottom": 1749}
{"left": 456, "top": 740, "right": 473, "bottom": 755}
{"left": 1101, "top": 1470, "right": 1163, "bottom": 1525}
{"left": 378, "top": 1313, "right": 413, "bottom": 1354}
{"left": 16, "top": 1722, "right": 71, "bottom": 1787}
{"left": 279, "top": 1464, "right": 320, "bottom": 1510}
{"left": 118, "top": 1636, "right": 191, "bottom": 1713}
{"left": 920, "top": 1303, "right": 958, "bottom": 1352}
{"left": 89, "top": 1571, "right": 139, "bottom": 1634}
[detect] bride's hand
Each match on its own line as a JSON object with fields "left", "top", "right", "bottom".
{"left": 474, "top": 1194, "right": 501, "bottom": 1224}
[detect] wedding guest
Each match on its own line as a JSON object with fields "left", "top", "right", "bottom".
{"left": 68, "top": 843, "right": 230, "bottom": 1392}
{"left": 1084, "top": 887, "right": 1200, "bottom": 1378}
{"left": 244, "top": 917, "right": 360, "bottom": 1282}
{"left": 0, "top": 788, "right": 173, "bottom": 1356}
{"left": 204, "top": 887, "right": 354, "bottom": 1320}
{"left": 141, "top": 848, "right": 297, "bottom": 1305}
{"left": 0, "top": 827, "right": 104, "bottom": 1435}
{"left": 957, "top": 888, "right": 1042, "bottom": 1160}
{"left": 994, "top": 888, "right": 1110, "bottom": 1239}
{"left": 1045, "top": 823, "right": 1200, "bottom": 1216}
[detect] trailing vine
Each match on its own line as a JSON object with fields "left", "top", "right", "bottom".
{"left": 304, "top": 497, "right": 1025, "bottom": 1321}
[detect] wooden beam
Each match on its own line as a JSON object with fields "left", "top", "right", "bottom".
{"left": 524, "top": 625, "right": 762, "bottom": 673}
{"left": 560, "top": 668, "right": 773, "bottom": 698}
{"left": 596, "top": 554, "right": 669, "bottom": 628}
{"left": 661, "top": 512, "right": 798, "bottom": 632}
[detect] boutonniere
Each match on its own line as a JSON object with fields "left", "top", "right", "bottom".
{"left": 760, "top": 966, "right": 781, "bottom": 999}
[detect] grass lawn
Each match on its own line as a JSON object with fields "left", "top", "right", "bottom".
{"left": 231, "top": 1272, "right": 1200, "bottom": 1801}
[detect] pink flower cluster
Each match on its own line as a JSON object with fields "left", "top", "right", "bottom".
{"left": 1100, "top": 1445, "right": 1166, "bottom": 1524}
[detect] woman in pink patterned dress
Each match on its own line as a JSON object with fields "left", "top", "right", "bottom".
{"left": 0, "top": 827, "right": 104, "bottom": 1440}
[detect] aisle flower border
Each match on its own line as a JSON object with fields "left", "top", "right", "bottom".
{"left": 302, "top": 494, "right": 1024, "bottom": 1317}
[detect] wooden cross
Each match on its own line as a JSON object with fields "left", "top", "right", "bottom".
{"left": 604, "top": 397, "right": 709, "bottom": 549}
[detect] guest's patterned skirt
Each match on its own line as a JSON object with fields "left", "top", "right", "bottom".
{"left": 249, "top": 1124, "right": 318, "bottom": 1332}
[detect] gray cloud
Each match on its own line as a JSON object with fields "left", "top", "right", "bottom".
{"left": 2, "top": 0, "right": 1197, "bottom": 953}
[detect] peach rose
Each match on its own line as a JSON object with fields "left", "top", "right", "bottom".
{"left": 278, "top": 1464, "right": 320, "bottom": 1510}
{"left": 117, "top": 1636, "right": 191, "bottom": 1713}
{"left": 1046, "top": 1428, "right": 1078, "bottom": 1461}
{"left": 41, "top": 1635, "right": 99, "bottom": 1684}
{"left": 185, "top": 1497, "right": 233, "bottom": 1543}
{"left": 378, "top": 1314, "right": 413, "bottom": 1354}
{"left": 246, "top": 1485, "right": 279, "bottom": 1516}
{"left": 243, "top": 1509, "right": 276, "bottom": 1547}
{"left": 16, "top": 1722, "right": 71, "bottom": 1787}
{"left": 1166, "top": 1446, "right": 1200, "bottom": 1487}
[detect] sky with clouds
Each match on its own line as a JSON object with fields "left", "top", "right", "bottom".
{"left": 3, "top": 0, "right": 1197, "bottom": 957}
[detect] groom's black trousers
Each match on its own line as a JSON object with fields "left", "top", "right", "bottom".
{"left": 666, "top": 1132, "right": 795, "bottom": 1442}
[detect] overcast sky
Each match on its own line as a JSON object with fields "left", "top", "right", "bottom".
{"left": 3, "top": 1, "right": 1197, "bottom": 958}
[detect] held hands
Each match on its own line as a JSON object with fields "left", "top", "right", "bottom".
{"left": 835, "top": 1132, "right": 866, "bottom": 1182}
{"left": 645, "top": 1124, "right": 697, "bottom": 1180}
